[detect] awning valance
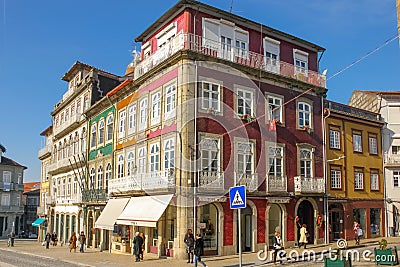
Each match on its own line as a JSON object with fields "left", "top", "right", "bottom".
{"left": 116, "top": 194, "right": 173, "bottom": 227}
{"left": 94, "top": 198, "right": 130, "bottom": 230}
{"left": 32, "top": 218, "right": 45, "bottom": 227}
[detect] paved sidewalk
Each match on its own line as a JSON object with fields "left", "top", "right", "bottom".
{"left": 1, "top": 237, "right": 399, "bottom": 267}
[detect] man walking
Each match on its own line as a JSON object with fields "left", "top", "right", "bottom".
{"left": 78, "top": 231, "right": 86, "bottom": 253}
{"left": 133, "top": 232, "right": 143, "bottom": 262}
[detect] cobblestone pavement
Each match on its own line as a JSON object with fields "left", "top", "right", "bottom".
{"left": 0, "top": 237, "right": 399, "bottom": 267}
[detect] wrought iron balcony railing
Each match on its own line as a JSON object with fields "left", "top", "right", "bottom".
{"left": 294, "top": 176, "right": 325, "bottom": 194}
{"left": 134, "top": 33, "right": 326, "bottom": 88}
{"left": 234, "top": 172, "right": 258, "bottom": 192}
{"left": 197, "top": 171, "right": 224, "bottom": 192}
{"left": 384, "top": 153, "right": 400, "bottom": 165}
{"left": 82, "top": 189, "right": 108, "bottom": 203}
{"left": 266, "top": 175, "right": 287, "bottom": 193}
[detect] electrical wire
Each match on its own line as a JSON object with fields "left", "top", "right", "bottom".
{"left": 327, "top": 34, "right": 399, "bottom": 81}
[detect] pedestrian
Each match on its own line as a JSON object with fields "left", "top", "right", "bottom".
{"left": 78, "top": 231, "right": 86, "bottom": 253}
{"left": 353, "top": 221, "right": 362, "bottom": 245}
{"left": 69, "top": 232, "right": 77, "bottom": 253}
{"left": 45, "top": 233, "right": 51, "bottom": 249}
{"left": 299, "top": 224, "right": 308, "bottom": 249}
{"left": 7, "top": 231, "right": 15, "bottom": 247}
{"left": 184, "top": 229, "right": 195, "bottom": 263}
{"left": 133, "top": 232, "right": 143, "bottom": 262}
{"left": 51, "top": 232, "right": 58, "bottom": 246}
{"left": 272, "top": 231, "right": 285, "bottom": 264}
{"left": 193, "top": 234, "right": 207, "bottom": 267}
{"left": 139, "top": 232, "right": 145, "bottom": 260}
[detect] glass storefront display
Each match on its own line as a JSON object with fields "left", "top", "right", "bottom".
{"left": 268, "top": 204, "right": 282, "bottom": 246}
{"left": 199, "top": 204, "right": 218, "bottom": 252}
{"left": 353, "top": 208, "right": 366, "bottom": 233}
{"left": 370, "top": 208, "right": 381, "bottom": 236}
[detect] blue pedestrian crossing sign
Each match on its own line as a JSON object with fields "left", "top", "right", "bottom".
{"left": 229, "top": 185, "right": 246, "bottom": 209}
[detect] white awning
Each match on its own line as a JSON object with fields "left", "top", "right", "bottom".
{"left": 94, "top": 198, "right": 130, "bottom": 230}
{"left": 116, "top": 194, "right": 173, "bottom": 227}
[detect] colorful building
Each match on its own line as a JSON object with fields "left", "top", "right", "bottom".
{"left": 324, "top": 100, "right": 384, "bottom": 241}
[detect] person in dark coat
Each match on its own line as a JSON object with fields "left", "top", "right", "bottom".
{"left": 193, "top": 234, "right": 207, "bottom": 267}
{"left": 133, "top": 232, "right": 143, "bottom": 262}
{"left": 51, "top": 232, "right": 58, "bottom": 246}
{"left": 184, "top": 229, "right": 195, "bottom": 263}
{"left": 272, "top": 231, "right": 285, "bottom": 264}
{"left": 78, "top": 231, "right": 86, "bottom": 253}
{"left": 45, "top": 233, "right": 51, "bottom": 249}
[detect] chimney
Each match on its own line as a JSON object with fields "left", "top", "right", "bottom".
{"left": 0, "top": 144, "right": 6, "bottom": 163}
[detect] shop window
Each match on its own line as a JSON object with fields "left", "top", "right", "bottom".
{"left": 370, "top": 208, "right": 381, "bottom": 236}
{"left": 353, "top": 208, "right": 366, "bottom": 234}
{"left": 199, "top": 204, "right": 218, "bottom": 251}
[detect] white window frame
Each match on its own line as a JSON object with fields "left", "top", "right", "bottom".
{"left": 200, "top": 138, "right": 220, "bottom": 172}
{"left": 394, "top": 171, "right": 400, "bottom": 187}
{"left": 236, "top": 141, "right": 254, "bottom": 175}
{"left": 298, "top": 102, "right": 312, "bottom": 128}
{"left": 127, "top": 151, "right": 135, "bottom": 176}
{"left": 3, "top": 171, "right": 11, "bottom": 183}
{"left": 330, "top": 169, "right": 342, "bottom": 189}
{"left": 90, "top": 168, "right": 95, "bottom": 190}
{"left": 117, "top": 155, "right": 124, "bottom": 179}
{"left": 106, "top": 114, "right": 113, "bottom": 142}
{"left": 97, "top": 165, "right": 103, "bottom": 189}
{"left": 118, "top": 110, "right": 126, "bottom": 138}
{"left": 98, "top": 120, "right": 105, "bottom": 145}
{"left": 1, "top": 193, "right": 10, "bottom": 206}
{"left": 201, "top": 81, "right": 221, "bottom": 112}
{"left": 354, "top": 170, "right": 364, "bottom": 190}
{"left": 137, "top": 147, "right": 147, "bottom": 174}
{"left": 164, "top": 138, "right": 175, "bottom": 171}
{"left": 149, "top": 143, "right": 160, "bottom": 172}
{"left": 151, "top": 92, "right": 161, "bottom": 125}
{"left": 330, "top": 129, "right": 340, "bottom": 149}
{"left": 370, "top": 172, "right": 379, "bottom": 191}
{"left": 264, "top": 37, "right": 280, "bottom": 74}
{"left": 236, "top": 88, "right": 254, "bottom": 117}
{"left": 139, "top": 98, "right": 148, "bottom": 131}
{"left": 393, "top": 146, "right": 400, "bottom": 155}
{"left": 267, "top": 95, "right": 283, "bottom": 122}
{"left": 293, "top": 49, "right": 309, "bottom": 76}
{"left": 353, "top": 133, "right": 362, "bottom": 152}
{"left": 369, "top": 135, "right": 378, "bottom": 154}
{"left": 165, "top": 84, "right": 176, "bottom": 119}
{"left": 90, "top": 124, "right": 97, "bottom": 148}
{"left": 128, "top": 105, "right": 137, "bottom": 135}
{"left": 105, "top": 163, "right": 112, "bottom": 189}
{"left": 299, "top": 148, "right": 313, "bottom": 178}
{"left": 268, "top": 145, "right": 283, "bottom": 177}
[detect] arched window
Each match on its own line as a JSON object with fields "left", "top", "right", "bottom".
{"left": 127, "top": 152, "right": 135, "bottom": 176}
{"left": 90, "top": 168, "right": 95, "bottom": 189}
{"left": 91, "top": 124, "right": 97, "bottom": 148}
{"left": 97, "top": 166, "right": 103, "bottom": 189}
{"left": 106, "top": 115, "right": 113, "bottom": 141}
{"left": 164, "top": 139, "right": 175, "bottom": 170}
{"left": 150, "top": 143, "right": 160, "bottom": 172}
{"left": 118, "top": 155, "right": 125, "bottom": 178}
{"left": 105, "top": 163, "right": 112, "bottom": 189}
{"left": 298, "top": 102, "right": 312, "bottom": 128}
{"left": 98, "top": 120, "right": 104, "bottom": 145}
{"left": 138, "top": 147, "right": 146, "bottom": 174}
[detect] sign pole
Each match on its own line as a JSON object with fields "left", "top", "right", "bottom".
{"left": 238, "top": 208, "right": 242, "bottom": 267}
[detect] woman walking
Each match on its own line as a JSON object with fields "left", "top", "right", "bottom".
{"left": 299, "top": 224, "right": 308, "bottom": 249}
{"left": 184, "top": 229, "right": 195, "bottom": 263}
{"left": 194, "top": 234, "right": 207, "bottom": 267}
{"left": 45, "top": 233, "right": 51, "bottom": 249}
{"left": 353, "top": 221, "right": 362, "bottom": 245}
{"left": 69, "top": 232, "right": 77, "bottom": 253}
{"left": 272, "top": 231, "right": 284, "bottom": 264}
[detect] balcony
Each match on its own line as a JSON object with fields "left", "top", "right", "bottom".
{"left": 134, "top": 33, "right": 326, "bottom": 88}
{"left": 266, "top": 175, "right": 287, "bottom": 193}
{"left": 53, "top": 113, "right": 82, "bottom": 138}
{"left": 109, "top": 170, "right": 175, "bottom": 194}
{"left": 47, "top": 195, "right": 56, "bottom": 206}
{"left": 0, "top": 206, "right": 24, "bottom": 213}
{"left": 294, "top": 176, "right": 325, "bottom": 194}
{"left": 56, "top": 194, "right": 82, "bottom": 205}
{"left": 384, "top": 153, "right": 400, "bottom": 166}
{"left": 38, "top": 144, "right": 52, "bottom": 160}
{"left": 197, "top": 171, "right": 224, "bottom": 193}
{"left": 234, "top": 172, "right": 258, "bottom": 192}
{"left": 47, "top": 154, "right": 85, "bottom": 175}
{"left": 82, "top": 189, "right": 108, "bottom": 203}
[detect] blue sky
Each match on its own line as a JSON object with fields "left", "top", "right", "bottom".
{"left": 0, "top": 0, "right": 399, "bottom": 182}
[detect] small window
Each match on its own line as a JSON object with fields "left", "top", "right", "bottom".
{"left": 299, "top": 148, "right": 313, "bottom": 178}
{"left": 151, "top": 92, "right": 161, "bottom": 125}
{"left": 393, "top": 146, "right": 400, "bottom": 155}
{"left": 353, "top": 131, "right": 362, "bottom": 153}
{"left": 90, "top": 124, "right": 97, "bottom": 148}
{"left": 98, "top": 120, "right": 104, "bottom": 145}
{"left": 329, "top": 128, "right": 340, "bottom": 149}
{"left": 165, "top": 85, "right": 176, "bottom": 119}
{"left": 267, "top": 95, "right": 283, "bottom": 122}
{"left": 354, "top": 168, "right": 364, "bottom": 190}
{"left": 394, "top": 171, "right": 400, "bottom": 187}
{"left": 139, "top": 98, "right": 148, "bottom": 131}
{"left": 330, "top": 166, "right": 342, "bottom": 189}
{"left": 137, "top": 147, "right": 147, "bottom": 174}
{"left": 164, "top": 139, "right": 175, "bottom": 171}
{"left": 268, "top": 145, "right": 283, "bottom": 177}
{"left": 201, "top": 82, "right": 221, "bottom": 112}
{"left": 298, "top": 102, "right": 312, "bottom": 128}
{"left": 370, "top": 170, "right": 379, "bottom": 191}
{"left": 236, "top": 88, "right": 253, "bottom": 117}
{"left": 118, "top": 110, "right": 126, "bottom": 138}
{"left": 3, "top": 171, "right": 11, "bottom": 183}
{"left": 293, "top": 49, "right": 308, "bottom": 76}
{"left": 106, "top": 115, "right": 113, "bottom": 141}
{"left": 368, "top": 134, "right": 378, "bottom": 155}
{"left": 149, "top": 143, "right": 160, "bottom": 172}
{"left": 127, "top": 152, "right": 135, "bottom": 176}
{"left": 128, "top": 105, "right": 136, "bottom": 134}
{"left": 117, "top": 155, "right": 125, "bottom": 178}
